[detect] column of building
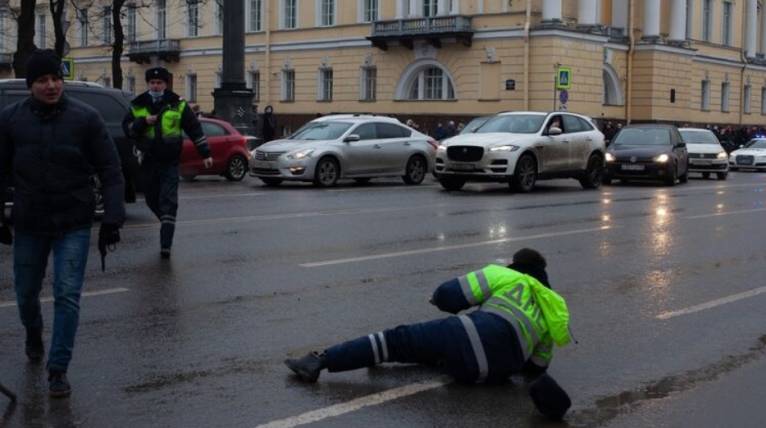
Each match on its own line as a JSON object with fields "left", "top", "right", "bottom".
{"left": 669, "top": 0, "right": 687, "bottom": 42}
{"left": 611, "top": 0, "right": 628, "bottom": 33}
{"left": 746, "top": 0, "right": 758, "bottom": 58}
{"left": 761, "top": 2, "right": 766, "bottom": 56}
{"left": 578, "top": 0, "right": 599, "bottom": 27}
{"left": 542, "top": 0, "right": 562, "bottom": 22}
{"left": 642, "top": 0, "right": 661, "bottom": 40}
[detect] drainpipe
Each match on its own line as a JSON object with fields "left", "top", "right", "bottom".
{"left": 626, "top": 0, "right": 634, "bottom": 124}
{"left": 739, "top": 2, "right": 748, "bottom": 127}
{"left": 265, "top": 0, "right": 272, "bottom": 106}
{"left": 524, "top": 0, "right": 531, "bottom": 110}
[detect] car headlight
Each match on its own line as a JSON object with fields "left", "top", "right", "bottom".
{"left": 717, "top": 152, "right": 728, "bottom": 160}
{"left": 605, "top": 153, "right": 616, "bottom": 162}
{"left": 654, "top": 154, "right": 670, "bottom": 163}
{"left": 489, "top": 145, "right": 519, "bottom": 152}
{"left": 437, "top": 145, "right": 447, "bottom": 153}
{"left": 286, "top": 149, "right": 314, "bottom": 160}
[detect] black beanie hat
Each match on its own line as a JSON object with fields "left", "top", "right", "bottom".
{"left": 25, "top": 49, "right": 63, "bottom": 88}
{"left": 508, "top": 248, "right": 551, "bottom": 288}
{"left": 529, "top": 374, "right": 572, "bottom": 421}
{"left": 145, "top": 67, "right": 171, "bottom": 83}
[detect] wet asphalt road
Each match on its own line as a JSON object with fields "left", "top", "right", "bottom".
{"left": 1, "top": 171, "right": 766, "bottom": 428}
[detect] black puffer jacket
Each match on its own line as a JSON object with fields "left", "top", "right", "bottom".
{"left": 0, "top": 95, "right": 125, "bottom": 235}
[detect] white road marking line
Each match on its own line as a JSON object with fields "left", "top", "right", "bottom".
{"left": 684, "top": 207, "right": 766, "bottom": 219}
{"left": 137, "top": 192, "right": 269, "bottom": 202}
{"left": 656, "top": 286, "right": 766, "bottom": 320}
{"left": 255, "top": 378, "right": 450, "bottom": 428}
{"left": 301, "top": 226, "right": 614, "bottom": 268}
{"left": 0, "top": 287, "right": 129, "bottom": 309}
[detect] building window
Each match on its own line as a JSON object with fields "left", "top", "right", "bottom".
{"left": 127, "top": 6, "right": 137, "bottom": 43}
{"left": 36, "top": 14, "right": 46, "bottom": 48}
{"left": 602, "top": 65, "right": 624, "bottom": 106}
{"left": 702, "top": 0, "right": 712, "bottom": 42}
{"left": 721, "top": 82, "right": 730, "bottom": 112}
{"left": 318, "top": 68, "right": 333, "bottom": 101}
{"left": 701, "top": 80, "right": 710, "bottom": 110}
{"left": 186, "top": 74, "right": 197, "bottom": 102}
{"left": 744, "top": 84, "right": 752, "bottom": 114}
{"left": 361, "top": 0, "right": 379, "bottom": 22}
{"left": 246, "top": 71, "right": 261, "bottom": 101}
{"left": 187, "top": 0, "right": 200, "bottom": 37}
{"left": 78, "top": 8, "right": 88, "bottom": 47}
{"left": 214, "top": 1, "right": 223, "bottom": 35}
{"left": 318, "top": 0, "right": 335, "bottom": 26}
{"left": 401, "top": 65, "right": 456, "bottom": 100}
{"left": 282, "top": 0, "right": 297, "bottom": 29}
{"left": 248, "top": 0, "right": 263, "bottom": 32}
{"left": 423, "top": 0, "right": 437, "bottom": 17}
{"left": 361, "top": 67, "right": 377, "bottom": 101}
{"left": 761, "top": 87, "right": 766, "bottom": 114}
{"left": 157, "top": 0, "right": 167, "bottom": 39}
{"left": 282, "top": 69, "right": 295, "bottom": 101}
{"left": 722, "top": 1, "right": 732, "bottom": 46}
{"left": 126, "top": 76, "right": 136, "bottom": 94}
{"left": 102, "top": 7, "right": 112, "bottom": 44}
{"left": 0, "top": 11, "right": 6, "bottom": 52}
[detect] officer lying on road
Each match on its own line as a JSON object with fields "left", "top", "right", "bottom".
{"left": 285, "top": 248, "right": 573, "bottom": 420}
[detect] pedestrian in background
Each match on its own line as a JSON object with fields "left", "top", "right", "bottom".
{"left": 0, "top": 49, "right": 125, "bottom": 397}
{"left": 122, "top": 67, "right": 212, "bottom": 259}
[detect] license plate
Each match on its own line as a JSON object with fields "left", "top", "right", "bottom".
{"left": 254, "top": 161, "right": 276, "bottom": 168}
{"left": 621, "top": 164, "right": 645, "bottom": 171}
{"left": 691, "top": 159, "right": 712, "bottom": 165}
{"left": 451, "top": 163, "right": 475, "bottom": 171}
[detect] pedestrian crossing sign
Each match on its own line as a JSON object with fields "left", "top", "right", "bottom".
{"left": 556, "top": 67, "right": 572, "bottom": 89}
{"left": 61, "top": 58, "right": 75, "bottom": 80}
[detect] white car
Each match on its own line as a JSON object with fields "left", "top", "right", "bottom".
{"left": 678, "top": 128, "right": 728, "bottom": 180}
{"left": 434, "top": 112, "right": 606, "bottom": 192}
{"left": 250, "top": 115, "right": 437, "bottom": 187}
{"left": 729, "top": 138, "right": 766, "bottom": 171}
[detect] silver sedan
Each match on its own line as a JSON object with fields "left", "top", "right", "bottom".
{"left": 250, "top": 115, "right": 437, "bottom": 187}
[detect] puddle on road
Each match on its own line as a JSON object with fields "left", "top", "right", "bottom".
{"left": 567, "top": 335, "right": 766, "bottom": 427}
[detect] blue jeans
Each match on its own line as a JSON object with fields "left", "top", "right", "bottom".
{"left": 14, "top": 228, "right": 91, "bottom": 372}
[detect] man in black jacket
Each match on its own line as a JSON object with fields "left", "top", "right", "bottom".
{"left": 0, "top": 50, "right": 125, "bottom": 398}
{"left": 122, "top": 67, "right": 212, "bottom": 258}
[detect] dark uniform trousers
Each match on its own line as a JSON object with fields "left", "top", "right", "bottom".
{"left": 140, "top": 158, "right": 179, "bottom": 249}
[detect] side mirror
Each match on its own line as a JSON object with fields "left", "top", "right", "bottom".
{"left": 674, "top": 142, "right": 686, "bottom": 149}
{"left": 547, "top": 126, "right": 562, "bottom": 136}
{"left": 343, "top": 134, "right": 360, "bottom": 143}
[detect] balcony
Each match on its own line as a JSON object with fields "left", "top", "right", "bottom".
{"left": 367, "top": 16, "right": 473, "bottom": 50}
{"left": 0, "top": 53, "right": 13, "bottom": 70}
{"left": 127, "top": 39, "right": 181, "bottom": 64}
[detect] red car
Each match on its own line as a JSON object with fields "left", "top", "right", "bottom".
{"left": 181, "top": 117, "right": 251, "bottom": 181}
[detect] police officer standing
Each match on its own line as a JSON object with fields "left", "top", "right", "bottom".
{"left": 285, "top": 248, "right": 573, "bottom": 420}
{"left": 123, "top": 67, "right": 212, "bottom": 258}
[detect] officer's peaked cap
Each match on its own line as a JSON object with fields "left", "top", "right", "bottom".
{"left": 145, "top": 67, "right": 170, "bottom": 83}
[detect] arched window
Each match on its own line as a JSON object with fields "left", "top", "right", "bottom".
{"left": 396, "top": 61, "right": 457, "bottom": 100}
{"left": 603, "top": 64, "right": 624, "bottom": 106}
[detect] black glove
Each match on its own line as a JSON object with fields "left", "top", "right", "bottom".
{"left": 98, "top": 223, "right": 121, "bottom": 271}
{"left": 0, "top": 223, "right": 12, "bottom": 246}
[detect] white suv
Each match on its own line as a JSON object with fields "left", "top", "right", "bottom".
{"left": 434, "top": 111, "right": 606, "bottom": 192}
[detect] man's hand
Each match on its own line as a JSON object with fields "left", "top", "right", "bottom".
{"left": 203, "top": 157, "right": 213, "bottom": 169}
{"left": 98, "top": 223, "right": 121, "bottom": 272}
{"left": 0, "top": 223, "right": 12, "bottom": 246}
{"left": 145, "top": 115, "right": 158, "bottom": 125}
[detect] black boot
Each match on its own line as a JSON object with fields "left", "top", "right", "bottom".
{"left": 25, "top": 326, "right": 44, "bottom": 363}
{"left": 284, "top": 351, "right": 327, "bottom": 383}
{"left": 48, "top": 371, "right": 71, "bottom": 398}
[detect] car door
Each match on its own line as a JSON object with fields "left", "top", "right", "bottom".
{"left": 342, "top": 123, "right": 379, "bottom": 176}
{"left": 562, "top": 114, "right": 589, "bottom": 170}
{"left": 375, "top": 123, "right": 413, "bottom": 174}
{"left": 536, "top": 114, "right": 571, "bottom": 172}
{"left": 671, "top": 128, "right": 689, "bottom": 175}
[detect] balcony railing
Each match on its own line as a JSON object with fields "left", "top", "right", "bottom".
{"left": 368, "top": 16, "right": 473, "bottom": 50}
{"left": 127, "top": 39, "right": 181, "bottom": 64}
{"left": 0, "top": 53, "right": 13, "bottom": 69}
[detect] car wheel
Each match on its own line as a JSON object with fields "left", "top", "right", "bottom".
{"left": 679, "top": 169, "right": 688, "bottom": 183}
{"left": 717, "top": 172, "right": 728, "bottom": 180}
{"left": 313, "top": 157, "right": 340, "bottom": 187}
{"left": 664, "top": 164, "right": 677, "bottom": 186}
{"left": 510, "top": 154, "right": 537, "bottom": 193}
{"left": 439, "top": 177, "right": 465, "bottom": 191}
{"left": 224, "top": 155, "right": 248, "bottom": 181}
{"left": 702, "top": 172, "right": 710, "bottom": 179}
{"left": 602, "top": 175, "right": 612, "bottom": 185}
{"left": 353, "top": 178, "right": 371, "bottom": 185}
{"left": 260, "top": 177, "right": 283, "bottom": 186}
{"left": 402, "top": 155, "right": 427, "bottom": 185}
{"left": 579, "top": 154, "right": 603, "bottom": 190}
{"left": 182, "top": 175, "right": 196, "bottom": 181}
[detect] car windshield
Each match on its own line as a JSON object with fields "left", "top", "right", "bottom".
{"left": 680, "top": 130, "right": 719, "bottom": 144}
{"left": 289, "top": 121, "right": 352, "bottom": 140}
{"left": 612, "top": 128, "right": 671, "bottom": 146}
{"left": 475, "top": 115, "right": 545, "bottom": 134}
{"left": 745, "top": 139, "right": 766, "bottom": 149}
{"left": 460, "top": 116, "right": 491, "bottom": 134}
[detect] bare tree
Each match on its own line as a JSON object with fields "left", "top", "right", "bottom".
{"left": 13, "top": 0, "right": 36, "bottom": 77}
{"left": 110, "top": 0, "right": 125, "bottom": 88}
{"left": 49, "top": 0, "right": 67, "bottom": 58}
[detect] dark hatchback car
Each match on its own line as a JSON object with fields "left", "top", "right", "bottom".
{"left": 603, "top": 124, "right": 688, "bottom": 186}
{"left": 0, "top": 79, "right": 139, "bottom": 204}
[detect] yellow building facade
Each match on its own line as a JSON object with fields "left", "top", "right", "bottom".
{"left": 3, "top": 0, "right": 766, "bottom": 130}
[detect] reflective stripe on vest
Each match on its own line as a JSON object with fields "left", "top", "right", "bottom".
{"left": 457, "top": 315, "right": 489, "bottom": 382}
{"left": 130, "top": 100, "right": 186, "bottom": 140}
{"left": 458, "top": 269, "right": 492, "bottom": 304}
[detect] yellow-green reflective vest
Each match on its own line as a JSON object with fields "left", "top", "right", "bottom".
{"left": 131, "top": 100, "right": 186, "bottom": 141}
{"left": 458, "top": 264, "right": 571, "bottom": 364}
